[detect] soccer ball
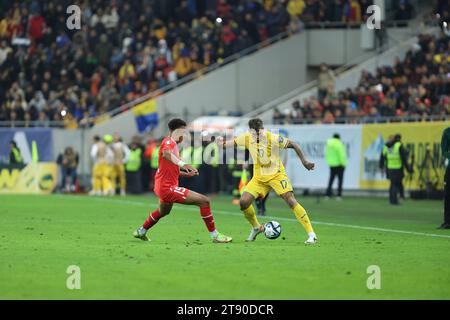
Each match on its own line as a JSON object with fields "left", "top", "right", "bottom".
{"left": 264, "top": 221, "right": 282, "bottom": 240}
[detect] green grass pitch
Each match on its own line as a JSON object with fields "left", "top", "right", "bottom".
{"left": 1, "top": 193, "right": 450, "bottom": 300}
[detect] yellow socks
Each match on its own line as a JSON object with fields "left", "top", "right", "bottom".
{"left": 292, "top": 203, "right": 314, "bottom": 234}
{"left": 243, "top": 202, "right": 314, "bottom": 236}
{"left": 243, "top": 205, "right": 260, "bottom": 228}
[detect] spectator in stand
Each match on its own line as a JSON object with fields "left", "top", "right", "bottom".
{"left": 287, "top": 0, "right": 306, "bottom": 20}
{"left": 273, "top": 107, "right": 285, "bottom": 124}
{"left": 345, "top": 0, "right": 362, "bottom": 23}
{"left": 28, "top": 11, "right": 45, "bottom": 41}
{"left": 242, "top": 13, "right": 260, "bottom": 45}
{"left": 395, "top": 0, "right": 414, "bottom": 21}
{"left": 321, "top": 0, "right": 335, "bottom": 22}
{"left": 0, "top": 40, "right": 11, "bottom": 65}
{"left": 267, "top": 3, "right": 290, "bottom": 37}
{"left": 318, "top": 63, "right": 336, "bottom": 101}
{"left": 95, "top": 34, "right": 114, "bottom": 67}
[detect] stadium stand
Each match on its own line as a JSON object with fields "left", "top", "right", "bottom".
{"left": 0, "top": 0, "right": 415, "bottom": 129}
{"left": 273, "top": 31, "right": 450, "bottom": 124}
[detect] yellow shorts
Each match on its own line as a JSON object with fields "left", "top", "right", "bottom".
{"left": 93, "top": 164, "right": 112, "bottom": 178}
{"left": 243, "top": 173, "right": 293, "bottom": 198}
{"left": 111, "top": 164, "right": 125, "bottom": 178}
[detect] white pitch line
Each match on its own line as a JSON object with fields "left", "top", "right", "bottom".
{"left": 68, "top": 195, "right": 450, "bottom": 240}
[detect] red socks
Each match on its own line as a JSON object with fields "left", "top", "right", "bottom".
{"left": 143, "top": 207, "right": 216, "bottom": 233}
{"left": 200, "top": 206, "right": 216, "bottom": 232}
{"left": 143, "top": 209, "right": 162, "bottom": 230}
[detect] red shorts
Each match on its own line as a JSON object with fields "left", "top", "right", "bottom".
{"left": 155, "top": 186, "right": 190, "bottom": 204}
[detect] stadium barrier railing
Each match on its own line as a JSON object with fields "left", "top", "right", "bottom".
{"left": 274, "top": 114, "right": 450, "bottom": 125}
{"left": 0, "top": 121, "right": 66, "bottom": 128}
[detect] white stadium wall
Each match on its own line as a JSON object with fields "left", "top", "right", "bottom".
{"left": 159, "top": 31, "right": 309, "bottom": 117}
{"left": 307, "top": 27, "right": 414, "bottom": 66}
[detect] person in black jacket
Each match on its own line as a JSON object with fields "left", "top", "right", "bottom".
{"left": 438, "top": 126, "right": 450, "bottom": 229}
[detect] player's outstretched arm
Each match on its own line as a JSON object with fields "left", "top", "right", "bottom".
{"left": 162, "top": 150, "right": 199, "bottom": 175}
{"left": 286, "top": 140, "right": 315, "bottom": 171}
{"left": 215, "top": 136, "right": 235, "bottom": 149}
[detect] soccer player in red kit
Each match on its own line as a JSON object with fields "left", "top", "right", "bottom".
{"left": 133, "top": 119, "right": 232, "bottom": 243}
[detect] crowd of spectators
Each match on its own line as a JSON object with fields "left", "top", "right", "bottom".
{"left": 0, "top": 0, "right": 416, "bottom": 129}
{"left": 0, "top": 0, "right": 287, "bottom": 129}
{"left": 274, "top": 32, "right": 450, "bottom": 124}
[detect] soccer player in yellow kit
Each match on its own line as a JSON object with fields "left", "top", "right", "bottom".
{"left": 111, "top": 133, "right": 130, "bottom": 196}
{"left": 217, "top": 118, "right": 318, "bottom": 244}
{"left": 90, "top": 135, "right": 114, "bottom": 196}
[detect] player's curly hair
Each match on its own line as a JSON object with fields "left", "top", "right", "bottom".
{"left": 168, "top": 118, "right": 187, "bottom": 131}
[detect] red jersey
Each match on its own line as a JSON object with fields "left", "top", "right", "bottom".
{"left": 154, "top": 136, "right": 180, "bottom": 194}
{"left": 29, "top": 15, "right": 45, "bottom": 40}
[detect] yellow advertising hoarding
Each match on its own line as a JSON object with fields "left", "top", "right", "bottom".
{"left": 360, "top": 121, "right": 449, "bottom": 190}
{"left": 0, "top": 163, "right": 58, "bottom": 194}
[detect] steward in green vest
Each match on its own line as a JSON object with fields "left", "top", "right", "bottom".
{"left": 179, "top": 145, "right": 194, "bottom": 190}
{"left": 9, "top": 140, "right": 23, "bottom": 165}
{"left": 203, "top": 141, "right": 220, "bottom": 194}
{"left": 180, "top": 146, "right": 193, "bottom": 165}
{"left": 325, "top": 134, "right": 347, "bottom": 198}
{"left": 326, "top": 136, "right": 347, "bottom": 167}
{"left": 151, "top": 146, "right": 160, "bottom": 170}
{"left": 228, "top": 157, "right": 243, "bottom": 200}
{"left": 191, "top": 143, "right": 204, "bottom": 193}
{"left": 192, "top": 145, "right": 203, "bottom": 170}
{"left": 382, "top": 142, "right": 402, "bottom": 170}
{"left": 380, "top": 134, "right": 411, "bottom": 205}
{"left": 126, "top": 147, "right": 142, "bottom": 172}
{"left": 126, "top": 143, "right": 143, "bottom": 194}
{"left": 203, "top": 142, "right": 219, "bottom": 168}
{"left": 439, "top": 126, "right": 450, "bottom": 229}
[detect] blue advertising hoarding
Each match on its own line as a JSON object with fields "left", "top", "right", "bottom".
{"left": 0, "top": 128, "right": 53, "bottom": 164}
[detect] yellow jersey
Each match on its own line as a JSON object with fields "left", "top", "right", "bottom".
{"left": 234, "top": 131, "right": 289, "bottom": 182}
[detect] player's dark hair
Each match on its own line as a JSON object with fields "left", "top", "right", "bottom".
{"left": 93, "top": 135, "right": 101, "bottom": 142}
{"left": 168, "top": 118, "right": 186, "bottom": 131}
{"left": 10, "top": 140, "right": 17, "bottom": 147}
{"left": 249, "top": 118, "right": 264, "bottom": 143}
{"left": 248, "top": 118, "right": 264, "bottom": 132}
{"left": 333, "top": 133, "right": 340, "bottom": 139}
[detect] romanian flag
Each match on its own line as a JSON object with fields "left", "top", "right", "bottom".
{"left": 132, "top": 99, "right": 159, "bottom": 133}
{"left": 238, "top": 168, "right": 249, "bottom": 195}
